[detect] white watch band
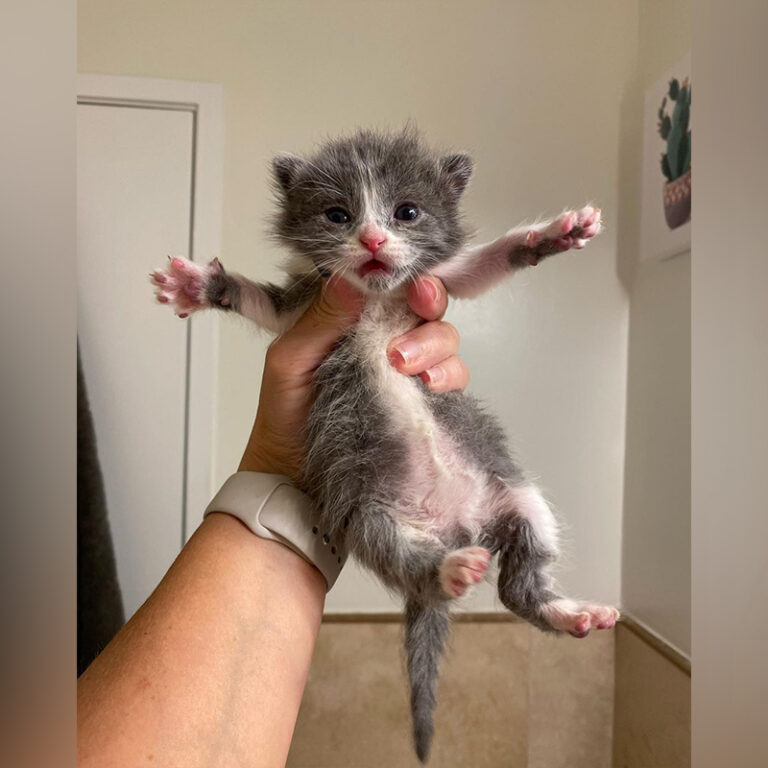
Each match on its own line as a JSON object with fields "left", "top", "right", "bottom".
{"left": 204, "top": 472, "right": 346, "bottom": 591}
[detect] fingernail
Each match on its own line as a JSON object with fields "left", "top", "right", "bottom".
{"left": 421, "top": 278, "right": 439, "bottom": 303}
{"left": 421, "top": 365, "right": 444, "bottom": 386}
{"left": 393, "top": 339, "right": 421, "bottom": 365}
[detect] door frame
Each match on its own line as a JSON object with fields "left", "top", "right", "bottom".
{"left": 78, "top": 75, "right": 223, "bottom": 543}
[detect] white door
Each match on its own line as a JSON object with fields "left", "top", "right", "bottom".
{"left": 77, "top": 77, "right": 221, "bottom": 619}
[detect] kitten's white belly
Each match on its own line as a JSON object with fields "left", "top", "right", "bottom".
{"left": 354, "top": 301, "right": 494, "bottom": 536}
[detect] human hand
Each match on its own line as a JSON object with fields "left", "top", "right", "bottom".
{"left": 388, "top": 278, "right": 469, "bottom": 392}
{"left": 239, "top": 275, "right": 469, "bottom": 480}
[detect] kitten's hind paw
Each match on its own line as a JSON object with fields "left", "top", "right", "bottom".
{"left": 150, "top": 256, "right": 228, "bottom": 318}
{"left": 439, "top": 547, "right": 491, "bottom": 598}
{"left": 539, "top": 598, "right": 619, "bottom": 637}
{"left": 513, "top": 205, "right": 602, "bottom": 265}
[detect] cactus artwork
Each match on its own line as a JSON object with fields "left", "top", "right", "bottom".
{"left": 656, "top": 74, "right": 691, "bottom": 230}
{"left": 641, "top": 54, "right": 691, "bottom": 259}
{"left": 657, "top": 77, "right": 691, "bottom": 183}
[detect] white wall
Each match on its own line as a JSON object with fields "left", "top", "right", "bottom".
{"left": 619, "top": 0, "right": 691, "bottom": 654}
{"left": 692, "top": 4, "right": 768, "bottom": 762}
{"left": 79, "top": 0, "right": 637, "bottom": 611}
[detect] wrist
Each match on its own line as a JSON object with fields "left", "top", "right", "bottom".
{"left": 239, "top": 434, "right": 302, "bottom": 479}
{"left": 205, "top": 471, "right": 347, "bottom": 590}
{"left": 238, "top": 444, "right": 283, "bottom": 475}
{"left": 202, "top": 512, "right": 325, "bottom": 593}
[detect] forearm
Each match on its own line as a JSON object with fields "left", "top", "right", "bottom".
{"left": 211, "top": 269, "right": 310, "bottom": 333}
{"left": 432, "top": 206, "right": 602, "bottom": 299}
{"left": 77, "top": 513, "right": 325, "bottom": 768}
{"left": 152, "top": 257, "right": 317, "bottom": 333}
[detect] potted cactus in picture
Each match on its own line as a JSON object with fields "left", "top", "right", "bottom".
{"left": 657, "top": 76, "right": 691, "bottom": 229}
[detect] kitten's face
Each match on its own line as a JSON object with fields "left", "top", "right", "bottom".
{"left": 271, "top": 130, "right": 473, "bottom": 293}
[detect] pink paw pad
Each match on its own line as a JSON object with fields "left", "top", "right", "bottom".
{"left": 579, "top": 206, "right": 599, "bottom": 228}
{"left": 560, "top": 212, "right": 577, "bottom": 233}
{"left": 596, "top": 619, "right": 616, "bottom": 630}
{"left": 150, "top": 256, "right": 220, "bottom": 317}
{"left": 542, "top": 206, "right": 602, "bottom": 245}
{"left": 573, "top": 206, "right": 602, "bottom": 238}
{"left": 587, "top": 605, "right": 620, "bottom": 631}
{"left": 512, "top": 206, "right": 602, "bottom": 264}
{"left": 541, "top": 600, "right": 619, "bottom": 637}
{"left": 566, "top": 613, "right": 592, "bottom": 637}
{"left": 439, "top": 547, "right": 491, "bottom": 598}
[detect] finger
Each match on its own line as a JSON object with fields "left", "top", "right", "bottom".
{"left": 269, "top": 276, "right": 363, "bottom": 375}
{"left": 419, "top": 355, "right": 469, "bottom": 393}
{"left": 388, "top": 320, "right": 460, "bottom": 375}
{"left": 407, "top": 276, "right": 448, "bottom": 321}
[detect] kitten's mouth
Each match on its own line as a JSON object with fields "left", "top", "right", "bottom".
{"left": 357, "top": 259, "right": 392, "bottom": 278}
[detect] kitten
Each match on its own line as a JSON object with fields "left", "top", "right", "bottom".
{"left": 151, "top": 128, "right": 618, "bottom": 763}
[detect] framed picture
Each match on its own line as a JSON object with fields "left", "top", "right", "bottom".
{"left": 640, "top": 53, "right": 691, "bottom": 261}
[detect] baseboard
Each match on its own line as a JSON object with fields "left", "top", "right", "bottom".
{"left": 619, "top": 613, "right": 691, "bottom": 675}
{"left": 323, "top": 611, "right": 691, "bottom": 676}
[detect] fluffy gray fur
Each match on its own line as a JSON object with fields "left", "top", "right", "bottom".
{"left": 151, "top": 127, "right": 614, "bottom": 762}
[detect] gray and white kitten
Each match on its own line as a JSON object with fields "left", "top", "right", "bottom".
{"left": 151, "top": 128, "right": 618, "bottom": 763}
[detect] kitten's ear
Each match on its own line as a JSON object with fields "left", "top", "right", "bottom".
{"left": 272, "top": 154, "right": 306, "bottom": 193}
{"left": 439, "top": 153, "right": 474, "bottom": 197}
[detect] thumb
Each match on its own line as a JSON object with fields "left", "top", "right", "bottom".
{"left": 277, "top": 275, "right": 364, "bottom": 367}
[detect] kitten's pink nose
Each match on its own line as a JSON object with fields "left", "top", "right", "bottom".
{"left": 359, "top": 225, "right": 387, "bottom": 255}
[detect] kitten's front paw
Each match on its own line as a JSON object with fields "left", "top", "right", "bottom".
{"left": 439, "top": 547, "right": 491, "bottom": 598}
{"left": 150, "top": 257, "right": 228, "bottom": 318}
{"left": 517, "top": 205, "right": 602, "bottom": 265}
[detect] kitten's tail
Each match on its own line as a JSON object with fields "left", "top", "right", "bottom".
{"left": 404, "top": 599, "right": 451, "bottom": 764}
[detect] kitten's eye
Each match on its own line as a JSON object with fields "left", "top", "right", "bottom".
{"left": 394, "top": 204, "right": 420, "bottom": 221}
{"left": 325, "top": 207, "right": 351, "bottom": 224}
